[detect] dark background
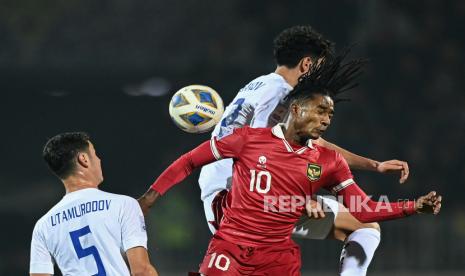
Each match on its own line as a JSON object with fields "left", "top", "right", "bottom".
{"left": 1, "top": 0, "right": 464, "bottom": 274}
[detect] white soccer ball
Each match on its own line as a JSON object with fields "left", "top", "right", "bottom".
{"left": 169, "top": 85, "right": 224, "bottom": 133}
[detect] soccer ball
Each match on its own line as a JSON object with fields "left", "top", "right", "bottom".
{"left": 169, "top": 85, "right": 224, "bottom": 133}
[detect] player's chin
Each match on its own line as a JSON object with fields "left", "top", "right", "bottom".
{"left": 309, "top": 131, "right": 321, "bottom": 140}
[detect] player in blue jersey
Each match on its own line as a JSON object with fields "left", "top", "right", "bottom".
{"left": 30, "top": 132, "right": 158, "bottom": 276}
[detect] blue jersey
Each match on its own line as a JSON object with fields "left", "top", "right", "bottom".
{"left": 30, "top": 188, "right": 147, "bottom": 275}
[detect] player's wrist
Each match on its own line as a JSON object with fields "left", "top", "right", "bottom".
{"left": 402, "top": 200, "right": 416, "bottom": 216}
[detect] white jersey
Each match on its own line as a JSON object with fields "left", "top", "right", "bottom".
{"left": 198, "top": 72, "right": 293, "bottom": 200}
{"left": 30, "top": 188, "right": 147, "bottom": 276}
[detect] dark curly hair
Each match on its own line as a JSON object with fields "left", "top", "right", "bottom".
{"left": 43, "top": 132, "right": 90, "bottom": 179}
{"left": 273, "top": 25, "right": 334, "bottom": 68}
{"left": 285, "top": 48, "right": 366, "bottom": 104}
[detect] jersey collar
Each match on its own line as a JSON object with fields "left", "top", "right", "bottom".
{"left": 271, "top": 124, "right": 314, "bottom": 154}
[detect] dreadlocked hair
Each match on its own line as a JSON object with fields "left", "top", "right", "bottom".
{"left": 285, "top": 47, "right": 366, "bottom": 104}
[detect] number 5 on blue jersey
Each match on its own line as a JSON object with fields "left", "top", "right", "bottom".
{"left": 70, "top": 225, "right": 106, "bottom": 276}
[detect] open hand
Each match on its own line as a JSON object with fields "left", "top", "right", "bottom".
{"left": 377, "top": 159, "right": 409, "bottom": 184}
{"left": 415, "top": 191, "right": 442, "bottom": 215}
{"left": 305, "top": 198, "right": 326, "bottom": 219}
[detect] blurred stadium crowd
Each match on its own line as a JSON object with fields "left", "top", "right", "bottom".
{"left": 0, "top": 0, "right": 464, "bottom": 274}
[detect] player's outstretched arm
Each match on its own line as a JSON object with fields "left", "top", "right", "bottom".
{"left": 335, "top": 182, "right": 442, "bottom": 223}
{"left": 138, "top": 140, "right": 217, "bottom": 214}
{"left": 139, "top": 128, "right": 245, "bottom": 214}
{"left": 316, "top": 137, "right": 409, "bottom": 183}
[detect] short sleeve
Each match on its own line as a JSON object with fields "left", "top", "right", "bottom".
{"left": 30, "top": 222, "right": 54, "bottom": 274}
{"left": 120, "top": 197, "right": 148, "bottom": 252}
{"left": 210, "top": 127, "right": 247, "bottom": 160}
{"left": 325, "top": 152, "right": 355, "bottom": 194}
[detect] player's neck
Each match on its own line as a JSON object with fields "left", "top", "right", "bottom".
{"left": 281, "top": 124, "right": 307, "bottom": 147}
{"left": 63, "top": 175, "right": 99, "bottom": 194}
{"left": 274, "top": 66, "right": 300, "bottom": 88}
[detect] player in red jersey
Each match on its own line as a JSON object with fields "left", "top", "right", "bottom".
{"left": 140, "top": 52, "right": 442, "bottom": 275}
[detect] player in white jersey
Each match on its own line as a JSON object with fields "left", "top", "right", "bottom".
{"left": 199, "top": 26, "right": 409, "bottom": 275}
{"left": 30, "top": 132, "right": 158, "bottom": 276}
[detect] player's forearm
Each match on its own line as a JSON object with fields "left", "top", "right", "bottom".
{"left": 138, "top": 188, "right": 160, "bottom": 215}
{"left": 131, "top": 264, "right": 158, "bottom": 276}
{"left": 338, "top": 183, "right": 416, "bottom": 223}
{"left": 317, "top": 138, "right": 378, "bottom": 171}
{"left": 349, "top": 198, "right": 416, "bottom": 223}
{"left": 127, "top": 247, "right": 159, "bottom": 276}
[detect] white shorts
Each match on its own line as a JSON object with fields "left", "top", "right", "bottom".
{"left": 203, "top": 191, "right": 339, "bottom": 240}
{"left": 292, "top": 195, "right": 340, "bottom": 240}
{"left": 203, "top": 191, "right": 220, "bottom": 234}
{"left": 198, "top": 159, "right": 233, "bottom": 201}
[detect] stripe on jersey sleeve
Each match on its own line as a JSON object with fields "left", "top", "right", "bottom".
{"left": 210, "top": 138, "right": 222, "bottom": 160}
{"left": 332, "top": 178, "right": 355, "bottom": 193}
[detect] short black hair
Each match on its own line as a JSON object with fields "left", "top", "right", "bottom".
{"left": 273, "top": 25, "right": 334, "bottom": 68}
{"left": 285, "top": 48, "right": 366, "bottom": 104}
{"left": 43, "top": 132, "right": 90, "bottom": 179}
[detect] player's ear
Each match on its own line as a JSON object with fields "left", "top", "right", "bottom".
{"left": 77, "top": 152, "right": 90, "bottom": 168}
{"left": 299, "top": 57, "right": 312, "bottom": 74}
{"left": 290, "top": 103, "right": 301, "bottom": 118}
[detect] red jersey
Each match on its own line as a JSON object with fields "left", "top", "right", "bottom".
{"left": 151, "top": 124, "right": 415, "bottom": 247}
{"left": 209, "top": 125, "right": 352, "bottom": 245}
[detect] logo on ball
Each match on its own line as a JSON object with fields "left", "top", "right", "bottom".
{"left": 169, "top": 85, "right": 224, "bottom": 133}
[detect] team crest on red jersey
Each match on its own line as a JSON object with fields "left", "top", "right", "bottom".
{"left": 307, "top": 163, "right": 322, "bottom": 181}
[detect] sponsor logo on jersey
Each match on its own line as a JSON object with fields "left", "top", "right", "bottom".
{"left": 307, "top": 163, "right": 322, "bottom": 181}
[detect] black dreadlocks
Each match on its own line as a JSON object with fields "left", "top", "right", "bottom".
{"left": 285, "top": 48, "right": 366, "bottom": 104}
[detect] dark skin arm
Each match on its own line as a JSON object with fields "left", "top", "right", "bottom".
{"left": 316, "top": 137, "right": 410, "bottom": 184}
{"left": 138, "top": 189, "right": 160, "bottom": 216}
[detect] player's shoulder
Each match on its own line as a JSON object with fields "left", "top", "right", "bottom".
{"left": 236, "top": 125, "right": 273, "bottom": 136}
{"left": 259, "top": 72, "right": 289, "bottom": 85}
{"left": 33, "top": 211, "right": 52, "bottom": 233}
{"left": 218, "top": 125, "right": 269, "bottom": 138}
{"left": 241, "top": 73, "right": 290, "bottom": 94}
{"left": 96, "top": 190, "right": 138, "bottom": 206}
{"left": 34, "top": 194, "right": 68, "bottom": 227}
{"left": 314, "top": 143, "right": 341, "bottom": 161}
{"left": 33, "top": 199, "right": 64, "bottom": 233}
